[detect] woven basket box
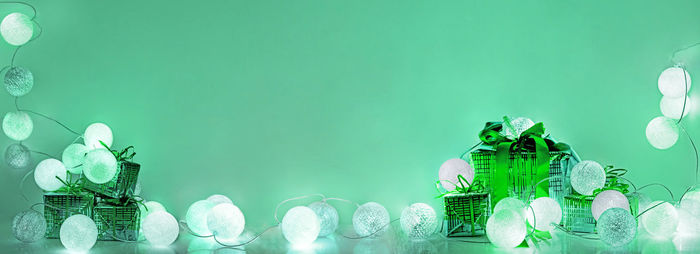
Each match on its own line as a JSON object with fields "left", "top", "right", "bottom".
{"left": 93, "top": 201, "right": 141, "bottom": 241}
{"left": 443, "top": 192, "right": 491, "bottom": 237}
{"left": 44, "top": 192, "right": 95, "bottom": 238}
{"left": 82, "top": 161, "right": 140, "bottom": 199}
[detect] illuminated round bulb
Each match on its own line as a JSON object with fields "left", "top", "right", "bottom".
{"left": 206, "top": 194, "right": 233, "bottom": 205}
{"left": 353, "top": 202, "right": 390, "bottom": 237}
{"left": 308, "top": 201, "right": 339, "bottom": 237}
{"left": 681, "top": 190, "right": 700, "bottom": 218}
{"left": 400, "top": 203, "right": 438, "bottom": 239}
{"left": 642, "top": 201, "right": 678, "bottom": 239}
{"left": 438, "top": 158, "right": 474, "bottom": 191}
{"left": 140, "top": 201, "right": 166, "bottom": 216}
{"left": 62, "top": 143, "right": 88, "bottom": 174}
{"left": 83, "top": 148, "right": 117, "bottom": 184}
{"left": 84, "top": 123, "right": 113, "bottom": 149}
{"left": 646, "top": 116, "right": 679, "bottom": 150}
{"left": 660, "top": 96, "right": 691, "bottom": 119}
{"left": 207, "top": 203, "right": 245, "bottom": 240}
{"left": 494, "top": 197, "right": 527, "bottom": 220}
{"left": 570, "top": 160, "right": 606, "bottom": 196}
{"left": 12, "top": 210, "right": 46, "bottom": 243}
{"left": 282, "top": 206, "right": 320, "bottom": 246}
{"left": 596, "top": 207, "right": 636, "bottom": 247}
{"left": 0, "top": 13, "right": 33, "bottom": 46}
{"left": 486, "top": 209, "right": 526, "bottom": 248}
{"left": 504, "top": 117, "right": 535, "bottom": 139}
{"left": 33, "top": 159, "right": 67, "bottom": 192}
{"left": 5, "top": 143, "right": 30, "bottom": 169}
{"left": 658, "top": 67, "right": 691, "bottom": 98}
{"left": 143, "top": 211, "right": 179, "bottom": 246}
{"left": 526, "top": 197, "right": 562, "bottom": 231}
{"left": 676, "top": 201, "right": 700, "bottom": 235}
{"left": 4, "top": 66, "right": 33, "bottom": 96}
{"left": 186, "top": 200, "right": 215, "bottom": 236}
{"left": 2, "top": 111, "right": 33, "bottom": 141}
{"left": 592, "top": 190, "right": 630, "bottom": 221}
{"left": 60, "top": 214, "right": 97, "bottom": 252}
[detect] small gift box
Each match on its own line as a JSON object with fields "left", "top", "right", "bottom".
{"left": 93, "top": 200, "right": 141, "bottom": 241}
{"left": 82, "top": 161, "right": 140, "bottom": 199}
{"left": 44, "top": 191, "right": 95, "bottom": 238}
{"left": 443, "top": 192, "right": 491, "bottom": 237}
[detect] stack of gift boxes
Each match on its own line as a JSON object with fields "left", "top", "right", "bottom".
{"left": 44, "top": 151, "right": 141, "bottom": 241}
{"left": 440, "top": 117, "right": 638, "bottom": 237}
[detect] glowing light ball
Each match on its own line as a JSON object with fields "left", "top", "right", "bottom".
{"left": 486, "top": 209, "right": 526, "bottom": 248}
{"left": 83, "top": 148, "right": 117, "bottom": 184}
{"left": 60, "top": 214, "right": 97, "bottom": 252}
{"left": 33, "top": 159, "right": 67, "bottom": 192}
{"left": 570, "top": 160, "right": 605, "bottom": 196}
{"left": 282, "top": 206, "right": 320, "bottom": 246}
{"left": 0, "top": 13, "right": 33, "bottom": 46}
{"left": 504, "top": 117, "right": 534, "bottom": 139}
{"left": 592, "top": 190, "right": 629, "bottom": 221}
{"left": 525, "top": 197, "right": 562, "bottom": 231}
{"left": 596, "top": 207, "right": 636, "bottom": 247}
{"left": 353, "top": 202, "right": 390, "bottom": 237}
{"left": 494, "top": 197, "right": 527, "bottom": 220}
{"left": 660, "top": 96, "right": 691, "bottom": 119}
{"left": 4, "top": 66, "right": 33, "bottom": 97}
{"left": 143, "top": 211, "right": 179, "bottom": 246}
{"left": 206, "top": 203, "right": 245, "bottom": 240}
{"left": 642, "top": 201, "right": 679, "bottom": 239}
{"left": 659, "top": 67, "right": 691, "bottom": 98}
{"left": 308, "top": 201, "right": 339, "bottom": 237}
{"left": 61, "top": 143, "right": 88, "bottom": 174}
{"left": 676, "top": 201, "right": 700, "bottom": 235}
{"left": 646, "top": 116, "right": 679, "bottom": 150}
{"left": 140, "top": 201, "right": 166, "bottom": 216}
{"left": 2, "top": 111, "right": 32, "bottom": 141}
{"left": 186, "top": 200, "right": 215, "bottom": 236}
{"left": 206, "top": 194, "right": 233, "bottom": 205}
{"left": 5, "top": 143, "right": 30, "bottom": 169}
{"left": 84, "top": 122, "right": 113, "bottom": 149}
{"left": 12, "top": 210, "right": 46, "bottom": 243}
{"left": 438, "top": 158, "right": 474, "bottom": 192}
{"left": 681, "top": 190, "right": 700, "bottom": 218}
{"left": 400, "top": 203, "right": 438, "bottom": 239}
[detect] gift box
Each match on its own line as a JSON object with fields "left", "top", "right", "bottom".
{"left": 443, "top": 192, "right": 491, "bottom": 237}
{"left": 44, "top": 192, "right": 95, "bottom": 238}
{"left": 93, "top": 201, "right": 141, "bottom": 241}
{"left": 562, "top": 193, "right": 639, "bottom": 233}
{"left": 82, "top": 161, "right": 140, "bottom": 199}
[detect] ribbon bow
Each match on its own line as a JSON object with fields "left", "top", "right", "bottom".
{"left": 592, "top": 166, "right": 630, "bottom": 195}
{"left": 100, "top": 141, "right": 136, "bottom": 162}
{"left": 55, "top": 176, "right": 84, "bottom": 196}
{"left": 435, "top": 175, "right": 486, "bottom": 198}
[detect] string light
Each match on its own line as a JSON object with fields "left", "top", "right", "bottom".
{"left": 4, "top": 66, "right": 33, "bottom": 97}
{"left": 641, "top": 201, "right": 679, "bottom": 239}
{"left": 83, "top": 122, "right": 113, "bottom": 149}
{"left": 596, "top": 207, "right": 636, "bottom": 247}
{"left": 658, "top": 67, "right": 691, "bottom": 98}
{"left": 206, "top": 194, "right": 233, "bottom": 205}
{"left": 591, "top": 190, "right": 629, "bottom": 221}
{"left": 83, "top": 148, "right": 117, "bottom": 184}
{"left": 660, "top": 96, "right": 691, "bottom": 119}
{"left": 33, "top": 158, "right": 67, "bottom": 192}
{"left": 486, "top": 209, "right": 526, "bottom": 248}
{"left": 438, "top": 158, "right": 474, "bottom": 191}
{"left": 142, "top": 211, "right": 179, "bottom": 246}
{"left": 61, "top": 143, "right": 88, "bottom": 174}
{"left": 494, "top": 197, "right": 527, "bottom": 220}
{"left": 59, "top": 214, "right": 97, "bottom": 252}
{"left": 646, "top": 116, "right": 679, "bottom": 150}
{"left": 308, "top": 201, "right": 339, "bottom": 237}
{"left": 12, "top": 210, "right": 45, "bottom": 243}
{"left": 281, "top": 206, "right": 320, "bottom": 246}
{"left": 353, "top": 202, "right": 390, "bottom": 238}
{"left": 2, "top": 111, "right": 33, "bottom": 141}
{"left": 185, "top": 200, "right": 215, "bottom": 236}
{"left": 400, "top": 203, "right": 438, "bottom": 239}
{"left": 5, "top": 143, "right": 30, "bottom": 169}
{"left": 206, "top": 203, "right": 245, "bottom": 241}
{"left": 569, "top": 160, "right": 606, "bottom": 196}
{"left": 0, "top": 12, "right": 33, "bottom": 46}
{"left": 526, "top": 197, "right": 562, "bottom": 231}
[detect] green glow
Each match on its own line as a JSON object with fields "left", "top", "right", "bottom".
{"left": 33, "top": 159, "right": 67, "bottom": 192}
{"left": 84, "top": 122, "right": 113, "bottom": 149}
{"left": 0, "top": 13, "right": 33, "bottom": 46}
{"left": 494, "top": 197, "right": 526, "bottom": 219}
{"left": 2, "top": 111, "right": 33, "bottom": 141}
{"left": 646, "top": 116, "right": 679, "bottom": 150}
{"left": 282, "top": 206, "right": 320, "bottom": 246}
{"left": 206, "top": 203, "right": 245, "bottom": 240}
{"left": 642, "top": 201, "right": 679, "bottom": 239}
{"left": 4, "top": 66, "right": 33, "bottom": 97}
{"left": 62, "top": 143, "right": 88, "bottom": 174}
{"left": 186, "top": 200, "right": 215, "bottom": 236}
{"left": 526, "top": 197, "right": 562, "bottom": 231}
{"left": 59, "top": 214, "right": 97, "bottom": 252}
{"left": 83, "top": 148, "right": 117, "bottom": 184}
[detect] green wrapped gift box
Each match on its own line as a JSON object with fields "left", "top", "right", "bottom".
{"left": 93, "top": 201, "right": 141, "bottom": 241}
{"left": 44, "top": 192, "right": 95, "bottom": 238}
{"left": 562, "top": 193, "right": 640, "bottom": 233}
{"left": 443, "top": 192, "right": 491, "bottom": 237}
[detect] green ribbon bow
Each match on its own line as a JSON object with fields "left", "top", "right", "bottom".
{"left": 435, "top": 175, "right": 486, "bottom": 198}
{"left": 55, "top": 176, "right": 85, "bottom": 196}
{"left": 100, "top": 141, "right": 136, "bottom": 162}
{"left": 592, "top": 166, "right": 630, "bottom": 195}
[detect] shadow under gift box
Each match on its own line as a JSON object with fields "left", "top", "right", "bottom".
{"left": 443, "top": 192, "right": 491, "bottom": 237}
{"left": 44, "top": 191, "right": 95, "bottom": 238}
{"left": 81, "top": 161, "right": 140, "bottom": 199}
{"left": 93, "top": 201, "right": 141, "bottom": 241}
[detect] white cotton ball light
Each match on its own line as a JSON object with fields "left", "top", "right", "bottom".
{"left": 596, "top": 207, "right": 637, "bottom": 247}
{"left": 206, "top": 194, "right": 233, "bottom": 205}
{"left": 494, "top": 197, "right": 527, "bottom": 220}
{"left": 3, "top": 111, "right": 33, "bottom": 141}
{"left": 592, "top": 190, "right": 630, "bottom": 221}
{"left": 4, "top": 66, "right": 33, "bottom": 97}
{"left": 282, "top": 206, "right": 320, "bottom": 246}
{"left": 526, "top": 197, "right": 562, "bottom": 231}
{"left": 12, "top": 210, "right": 46, "bottom": 243}
{"left": 646, "top": 116, "right": 679, "bottom": 150}
{"left": 353, "top": 202, "right": 390, "bottom": 238}
{"left": 504, "top": 117, "right": 535, "bottom": 139}
{"left": 438, "top": 158, "right": 474, "bottom": 192}
{"left": 143, "top": 211, "right": 179, "bottom": 246}
{"left": 83, "top": 148, "right": 117, "bottom": 184}
{"left": 308, "top": 201, "right": 339, "bottom": 237}
{"left": 186, "top": 200, "right": 215, "bottom": 236}
{"left": 140, "top": 201, "right": 166, "bottom": 216}
{"left": 34, "top": 159, "right": 67, "bottom": 192}
{"left": 0, "top": 13, "right": 33, "bottom": 46}
{"left": 676, "top": 201, "right": 700, "bottom": 235}
{"left": 84, "top": 122, "right": 113, "bottom": 149}
{"left": 207, "top": 203, "right": 245, "bottom": 240}
{"left": 659, "top": 67, "right": 691, "bottom": 98}
{"left": 570, "top": 160, "right": 606, "bottom": 196}
{"left": 60, "top": 214, "right": 97, "bottom": 252}
{"left": 62, "top": 143, "right": 88, "bottom": 174}
{"left": 5, "top": 143, "right": 30, "bottom": 169}
{"left": 660, "top": 96, "right": 691, "bottom": 120}
{"left": 486, "top": 209, "right": 526, "bottom": 248}
{"left": 400, "top": 203, "right": 438, "bottom": 239}
{"left": 642, "top": 201, "right": 678, "bottom": 239}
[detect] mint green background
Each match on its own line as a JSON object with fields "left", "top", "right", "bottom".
{"left": 2, "top": 0, "right": 700, "bottom": 238}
